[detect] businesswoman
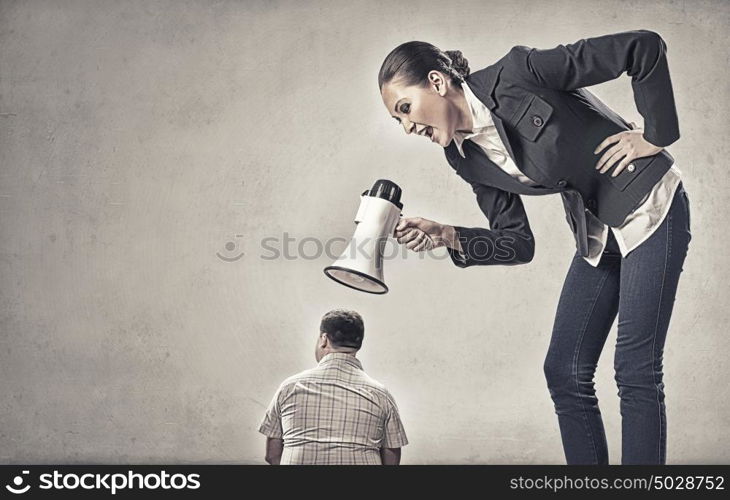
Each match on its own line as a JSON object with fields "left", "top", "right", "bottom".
{"left": 379, "top": 30, "right": 691, "bottom": 464}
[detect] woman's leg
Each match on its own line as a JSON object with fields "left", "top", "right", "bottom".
{"left": 614, "top": 182, "right": 692, "bottom": 464}
{"left": 545, "top": 236, "right": 622, "bottom": 464}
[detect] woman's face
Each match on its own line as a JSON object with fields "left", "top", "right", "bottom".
{"left": 380, "top": 71, "right": 463, "bottom": 148}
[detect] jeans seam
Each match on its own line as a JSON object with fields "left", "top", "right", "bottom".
{"left": 573, "top": 268, "right": 611, "bottom": 465}
{"left": 650, "top": 209, "right": 671, "bottom": 464}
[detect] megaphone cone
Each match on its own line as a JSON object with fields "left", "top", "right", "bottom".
{"left": 324, "top": 179, "right": 403, "bottom": 294}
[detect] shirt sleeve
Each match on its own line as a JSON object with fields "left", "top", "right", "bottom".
{"left": 258, "top": 388, "right": 284, "bottom": 439}
{"left": 381, "top": 392, "right": 408, "bottom": 448}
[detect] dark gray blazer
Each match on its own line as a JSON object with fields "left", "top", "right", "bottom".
{"left": 444, "top": 29, "right": 679, "bottom": 267}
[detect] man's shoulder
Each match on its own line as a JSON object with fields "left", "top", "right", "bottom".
{"left": 356, "top": 369, "right": 384, "bottom": 388}
{"left": 277, "top": 364, "right": 396, "bottom": 399}
{"left": 268, "top": 367, "right": 315, "bottom": 398}
{"left": 279, "top": 366, "right": 320, "bottom": 386}
{"left": 355, "top": 371, "right": 397, "bottom": 401}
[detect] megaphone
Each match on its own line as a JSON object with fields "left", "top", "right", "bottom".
{"left": 324, "top": 179, "right": 403, "bottom": 294}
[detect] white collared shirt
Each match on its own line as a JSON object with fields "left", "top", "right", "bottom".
{"left": 452, "top": 82, "right": 682, "bottom": 267}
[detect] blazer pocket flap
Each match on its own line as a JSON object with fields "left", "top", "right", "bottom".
{"left": 607, "top": 154, "right": 657, "bottom": 191}
{"left": 513, "top": 95, "right": 554, "bottom": 142}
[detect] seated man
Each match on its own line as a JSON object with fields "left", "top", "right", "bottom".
{"left": 258, "top": 309, "right": 408, "bottom": 465}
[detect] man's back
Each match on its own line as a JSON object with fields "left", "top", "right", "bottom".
{"left": 259, "top": 353, "right": 408, "bottom": 465}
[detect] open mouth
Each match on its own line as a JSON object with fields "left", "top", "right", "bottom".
{"left": 420, "top": 126, "right": 434, "bottom": 142}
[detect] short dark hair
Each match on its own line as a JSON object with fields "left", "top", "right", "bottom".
{"left": 320, "top": 309, "right": 364, "bottom": 349}
{"left": 378, "top": 41, "right": 470, "bottom": 89}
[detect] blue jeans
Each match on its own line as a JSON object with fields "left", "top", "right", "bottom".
{"left": 544, "top": 181, "right": 692, "bottom": 464}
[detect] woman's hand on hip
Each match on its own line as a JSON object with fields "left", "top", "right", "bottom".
{"left": 394, "top": 217, "right": 462, "bottom": 252}
{"left": 594, "top": 122, "right": 664, "bottom": 177}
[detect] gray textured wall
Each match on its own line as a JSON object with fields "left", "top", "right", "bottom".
{"left": 1, "top": 0, "right": 728, "bottom": 464}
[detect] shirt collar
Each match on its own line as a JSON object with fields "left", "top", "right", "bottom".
{"left": 452, "top": 81, "right": 495, "bottom": 158}
{"left": 319, "top": 352, "right": 363, "bottom": 370}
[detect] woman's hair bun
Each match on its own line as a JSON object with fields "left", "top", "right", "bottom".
{"left": 445, "top": 50, "right": 470, "bottom": 79}
{"left": 378, "top": 42, "right": 470, "bottom": 88}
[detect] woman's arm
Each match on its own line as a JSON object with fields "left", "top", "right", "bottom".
{"left": 395, "top": 181, "right": 535, "bottom": 268}
{"left": 503, "top": 29, "right": 679, "bottom": 149}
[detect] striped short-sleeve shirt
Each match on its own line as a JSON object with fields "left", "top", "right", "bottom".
{"left": 258, "top": 352, "right": 408, "bottom": 465}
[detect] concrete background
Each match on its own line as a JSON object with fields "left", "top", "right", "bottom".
{"left": 1, "top": 0, "right": 727, "bottom": 464}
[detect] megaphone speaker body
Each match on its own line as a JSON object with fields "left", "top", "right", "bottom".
{"left": 324, "top": 180, "right": 403, "bottom": 294}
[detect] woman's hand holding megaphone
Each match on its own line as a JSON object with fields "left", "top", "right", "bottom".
{"left": 394, "top": 217, "right": 463, "bottom": 253}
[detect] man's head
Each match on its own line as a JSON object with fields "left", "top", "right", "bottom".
{"left": 315, "top": 309, "right": 365, "bottom": 362}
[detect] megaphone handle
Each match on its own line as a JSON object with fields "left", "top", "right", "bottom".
{"left": 386, "top": 211, "right": 402, "bottom": 238}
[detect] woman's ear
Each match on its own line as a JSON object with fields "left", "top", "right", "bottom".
{"left": 427, "top": 70, "right": 447, "bottom": 96}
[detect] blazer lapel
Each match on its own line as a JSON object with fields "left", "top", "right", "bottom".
{"left": 466, "top": 65, "right": 515, "bottom": 158}
{"left": 462, "top": 66, "right": 557, "bottom": 191}
{"left": 464, "top": 66, "right": 520, "bottom": 161}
